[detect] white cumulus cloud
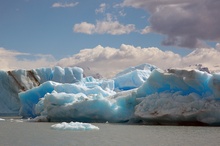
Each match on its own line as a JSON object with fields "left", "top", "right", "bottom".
{"left": 73, "top": 22, "right": 95, "bottom": 34}
{"left": 141, "top": 26, "right": 152, "bottom": 34}
{"left": 0, "top": 47, "right": 56, "bottom": 71}
{"left": 95, "top": 20, "right": 135, "bottom": 35}
{"left": 1, "top": 44, "right": 220, "bottom": 78}
{"left": 52, "top": 2, "right": 79, "bottom": 8}
{"left": 95, "top": 3, "right": 106, "bottom": 14}
{"left": 73, "top": 20, "right": 135, "bottom": 35}
{"left": 57, "top": 44, "right": 179, "bottom": 77}
{"left": 57, "top": 44, "right": 220, "bottom": 78}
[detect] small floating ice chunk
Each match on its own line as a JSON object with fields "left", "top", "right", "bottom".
{"left": 0, "top": 118, "right": 5, "bottom": 121}
{"left": 9, "top": 118, "right": 23, "bottom": 122}
{"left": 51, "top": 122, "right": 99, "bottom": 131}
{"left": 15, "top": 119, "right": 24, "bottom": 123}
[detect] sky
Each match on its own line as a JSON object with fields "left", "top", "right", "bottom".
{"left": 1, "top": 0, "right": 220, "bottom": 77}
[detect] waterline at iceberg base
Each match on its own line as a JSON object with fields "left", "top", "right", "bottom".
{"left": 1, "top": 64, "right": 220, "bottom": 126}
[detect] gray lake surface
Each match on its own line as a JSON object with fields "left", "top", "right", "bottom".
{"left": 1, "top": 117, "right": 220, "bottom": 146}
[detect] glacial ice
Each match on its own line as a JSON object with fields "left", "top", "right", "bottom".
{"left": 1, "top": 63, "right": 220, "bottom": 125}
{"left": 34, "top": 89, "right": 135, "bottom": 123}
{"left": 0, "top": 66, "right": 84, "bottom": 115}
{"left": 115, "top": 63, "right": 157, "bottom": 77}
{"left": 51, "top": 122, "right": 99, "bottom": 131}
{"left": 19, "top": 80, "right": 116, "bottom": 118}
{"left": 135, "top": 92, "right": 220, "bottom": 125}
{"left": 135, "top": 69, "right": 220, "bottom": 125}
{"left": 0, "top": 118, "right": 5, "bottom": 121}
{"left": 113, "top": 63, "right": 156, "bottom": 90}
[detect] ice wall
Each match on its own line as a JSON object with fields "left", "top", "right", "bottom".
{"left": 135, "top": 92, "right": 220, "bottom": 125}
{"left": 0, "top": 66, "right": 83, "bottom": 115}
{"left": 29, "top": 68, "right": 220, "bottom": 125}
{"left": 0, "top": 64, "right": 154, "bottom": 116}
{"left": 135, "top": 69, "right": 220, "bottom": 125}
{"left": 0, "top": 71, "right": 20, "bottom": 115}
{"left": 20, "top": 80, "right": 116, "bottom": 118}
{"left": 2, "top": 63, "right": 220, "bottom": 125}
{"left": 136, "top": 69, "right": 213, "bottom": 97}
{"left": 36, "top": 89, "right": 135, "bottom": 123}
{"left": 19, "top": 64, "right": 155, "bottom": 121}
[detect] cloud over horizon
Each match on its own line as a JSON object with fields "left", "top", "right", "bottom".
{"left": 1, "top": 44, "right": 220, "bottom": 78}
{"left": 57, "top": 44, "right": 220, "bottom": 78}
{"left": 0, "top": 47, "right": 56, "bottom": 71}
{"left": 122, "top": 0, "right": 220, "bottom": 49}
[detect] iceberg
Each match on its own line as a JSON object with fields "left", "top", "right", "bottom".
{"left": 0, "top": 66, "right": 84, "bottom": 115}
{"left": 135, "top": 92, "right": 220, "bottom": 125}
{"left": 19, "top": 80, "right": 116, "bottom": 118}
{"left": 1, "top": 63, "right": 220, "bottom": 125}
{"left": 0, "top": 70, "right": 20, "bottom": 115}
{"left": 0, "top": 118, "right": 5, "bottom": 121}
{"left": 136, "top": 69, "right": 213, "bottom": 97}
{"left": 115, "top": 63, "right": 157, "bottom": 77}
{"left": 135, "top": 69, "right": 220, "bottom": 125}
{"left": 23, "top": 84, "right": 135, "bottom": 123}
{"left": 113, "top": 64, "right": 156, "bottom": 90}
{"left": 51, "top": 122, "right": 99, "bottom": 131}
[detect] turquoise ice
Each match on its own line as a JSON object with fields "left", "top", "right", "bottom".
{"left": 1, "top": 64, "right": 220, "bottom": 125}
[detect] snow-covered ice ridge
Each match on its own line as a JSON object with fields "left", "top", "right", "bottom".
{"left": 1, "top": 64, "right": 220, "bottom": 125}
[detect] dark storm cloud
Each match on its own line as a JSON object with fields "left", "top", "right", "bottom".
{"left": 123, "top": 0, "right": 220, "bottom": 48}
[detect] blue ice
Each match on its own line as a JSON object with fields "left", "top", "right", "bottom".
{"left": 1, "top": 64, "right": 220, "bottom": 125}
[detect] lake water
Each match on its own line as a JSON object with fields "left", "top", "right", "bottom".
{"left": 0, "top": 117, "right": 220, "bottom": 146}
